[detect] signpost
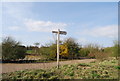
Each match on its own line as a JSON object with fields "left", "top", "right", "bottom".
{"left": 52, "top": 29, "right": 67, "bottom": 68}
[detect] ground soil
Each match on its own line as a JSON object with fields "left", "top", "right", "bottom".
{"left": 2, "top": 59, "right": 96, "bottom": 73}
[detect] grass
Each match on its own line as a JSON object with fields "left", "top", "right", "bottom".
{"left": 26, "top": 50, "right": 34, "bottom": 54}
{"left": 2, "top": 57, "right": 119, "bottom": 80}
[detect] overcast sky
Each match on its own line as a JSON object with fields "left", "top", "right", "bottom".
{"left": 2, "top": 2, "right": 118, "bottom": 47}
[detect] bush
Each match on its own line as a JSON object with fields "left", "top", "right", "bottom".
{"left": 79, "top": 48, "right": 89, "bottom": 57}
{"left": 112, "top": 40, "right": 119, "bottom": 59}
{"left": 104, "top": 40, "right": 120, "bottom": 59}
{"left": 2, "top": 37, "right": 26, "bottom": 61}
{"left": 94, "top": 52, "right": 109, "bottom": 61}
{"left": 80, "top": 43, "right": 100, "bottom": 58}
{"left": 62, "top": 37, "right": 80, "bottom": 59}
{"left": 39, "top": 44, "right": 57, "bottom": 60}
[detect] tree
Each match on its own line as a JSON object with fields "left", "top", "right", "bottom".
{"left": 61, "top": 37, "right": 80, "bottom": 59}
{"left": 40, "top": 38, "right": 80, "bottom": 60}
{"left": 2, "top": 37, "right": 26, "bottom": 61}
{"left": 60, "top": 44, "right": 68, "bottom": 58}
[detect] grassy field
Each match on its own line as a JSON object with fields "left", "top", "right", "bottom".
{"left": 26, "top": 50, "right": 34, "bottom": 54}
{"left": 2, "top": 57, "right": 119, "bottom": 80}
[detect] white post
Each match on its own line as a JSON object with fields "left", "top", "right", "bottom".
{"left": 57, "top": 29, "right": 60, "bottom": 68}
{"left": 52, "top": 29, "right": 66, "bottom": 69}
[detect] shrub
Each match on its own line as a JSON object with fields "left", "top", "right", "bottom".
{"left": 2, "top": 37, "right": 26, "bottom": 61}
{"left": 39, "top": 44, "right": 57, "bottom": 60}
{"left": 94, "top": 52, "right": 109, "bottom": 61}
{"left": 62, "top": 37, "right": 80, "bottom": 59}
{"left": 112, "top": 40, "right": 119, "bottom": 59}
{"left": 82, "top": 43, "right": 101, "bottom": 58}
{"left": 79, "top": 48, "right": 89, "bottom": 57}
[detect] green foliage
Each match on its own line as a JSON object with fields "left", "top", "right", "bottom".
{"left": 112, "top": 40, "right": 119, "bottom": 58}
{"left": 114, "top": 66, "right": 120, "bottom": 70}
{"left": 104, "top": 47, "right": 113, "bottom": 59}
{"left": 79, "top": 43, "right": 109, "bottom": 60}
{"left": 49, "top": 44, "right": 57, "bottom": 59}
{"left": 79, "top": 48, "right": 89, "bottom": 57}
{"left": 39, "top": 37, "right": 80, "bottom": 60}
{"left": 2, "top": 37, "right": 26, "bottom": 61}
{"left": 63, "top": 37, "right": 80, "bottom": 59}
{"left": 85, "top": 44, "right": 100, "bottom": 58}
{"left": 33, "top": 42, "right": 40, "bottom": 54}
{"left": 94, "top": 52, "right": 109, "bottom": 61}
{"left": 91, "top": 71, "right": 100, "bottom": 79}
{"left": 2, "top": 58, "right": 118, "bottom": 79}
{"left": 39, "top": 44, "right": 57, "bottom": 60}
{"left": 97, "top": 57, "right": 118, "bottom": 66}
{"left": 77, "top": 63, "right": 90, "bottom": 67}
{"left": 26, "top": 50, "right": 34, "bottom": 54}
{"left": 79, "top": 43, "right": 102, "bottom": 59}
{"left": 84, "top": 43, "right": 100, "bottom": 53}
{"left": 2, "top": 69, "right": 58, "bottom": 79}
{"left": 104, "top": 40, "right": 119, "bottom": 59}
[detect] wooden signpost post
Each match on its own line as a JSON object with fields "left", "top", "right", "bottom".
{"left": 52, "top": 29, "right": 67, "bottom": 68}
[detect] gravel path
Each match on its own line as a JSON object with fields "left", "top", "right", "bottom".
{"left": 2, "top": 59, "right": 96, "bottom": 73}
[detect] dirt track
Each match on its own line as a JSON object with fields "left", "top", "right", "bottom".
{"left": 2, "top": 59, "right": 96, "bottom": 73}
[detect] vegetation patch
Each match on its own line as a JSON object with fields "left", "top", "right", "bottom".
{"left": 2, "top": 57, "right": 118, "bottom": 79}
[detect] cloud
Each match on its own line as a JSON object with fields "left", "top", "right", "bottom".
{"left": 24, "top": 19, "right": 67, "bottom": 32}
{"left": 80, "top": 25, "right": 118, "bottom": 38}
{"left": 8, "top": 26, "right": 20, "bottom": 31}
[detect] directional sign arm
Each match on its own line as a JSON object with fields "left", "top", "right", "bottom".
{"left": 52, "top": 31, "right": 58, "bottom": 33}
{"left": 60, "top": 31, "right": 67, "bottom": 35}
{"left": 52, "top": 31, "right": 67, "bottom": 35}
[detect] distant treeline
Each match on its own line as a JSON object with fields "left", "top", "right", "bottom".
{"left": 0, "top": 36, "right": 119, "bottom": 62}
